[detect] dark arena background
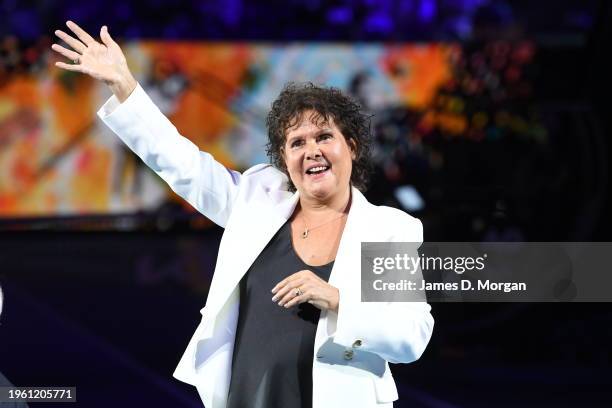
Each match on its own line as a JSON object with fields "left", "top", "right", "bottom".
{"left": 1, "top": 0, "right": 611, "bottom": 406}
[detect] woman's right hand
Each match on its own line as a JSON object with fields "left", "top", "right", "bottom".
{"left": 51, "top": 21, "right": 137, "bottom": 102}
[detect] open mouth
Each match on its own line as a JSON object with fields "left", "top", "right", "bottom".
{"left": 305, "top": 165, "right": 330, "bottom": 176}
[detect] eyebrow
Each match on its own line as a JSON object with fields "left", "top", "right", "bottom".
{"left": 286, "top": 128, "right": 334, "bottom": 144}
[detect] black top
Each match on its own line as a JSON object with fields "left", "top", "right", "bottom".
{"left": 227, "top": 220, "right": 334, "bottom": 408}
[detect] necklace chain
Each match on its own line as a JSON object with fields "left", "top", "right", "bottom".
{"left": 301, "top": 212, "right": 347, "bottom": 239}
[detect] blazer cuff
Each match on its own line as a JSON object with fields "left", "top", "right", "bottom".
{"left": 332, "top": 297, "right": 434, "bottom": 364}
{"left": 96, "top": 82, "right": 145, "bottom": 121}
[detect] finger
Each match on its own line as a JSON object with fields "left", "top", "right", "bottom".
{"left": 271, "top": 280, "right": 284, "bottom": 294}
{"left": 276, "top": 284, "right": 299, "bottom": 305}
{"left": 51, "top": 43, "right": 81, "bottom": 61}
{"left": 272, "top": 282, "right": 297, "bottom": 303}
{"left": 283, "top": 284, "right": 316, "bottom": 308}
{"left": 278, "top": 286, "right": 306, "bottom": 307}
{"left": 54, "top": 61, "right": 84, "bottom": 72}
{"left": 272, "top": 277, "right": 306, "bottom": 302}
{"left": 271, "top": 275, "right": 295, "bottom": 294}
{"left": 275, "top": 271, "right": 318, "bottom": 299}
{"left": 278, "top": 281, "right": 313, "bottom": 307}
{"left": 66, "top": 20, "right": 96, "bottom": 46}
{"left": 54, "top": 30, "right": 86, "bottom": 53}
{"left": 283, "top": 291, "right": 310, "bottom": 308}
{"left": 271, "top": 269, "right": 311, "bottom": 293}
{"left": 99, "top": 25, "right": 117, "bottom": 48}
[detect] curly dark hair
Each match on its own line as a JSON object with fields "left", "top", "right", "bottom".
{"left": 265, "top": 82, "right": 373, "bottom": 192}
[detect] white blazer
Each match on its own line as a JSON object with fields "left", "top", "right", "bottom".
{"left": 98, "top": 84, "right": 434, "bottom": 408}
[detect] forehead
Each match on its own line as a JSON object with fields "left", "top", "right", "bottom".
{"left": 285, "top": 110, "right": 339, "bottom": 137}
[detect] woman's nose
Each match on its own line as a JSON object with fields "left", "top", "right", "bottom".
{"left": 305, "top": 148, "right": 322, "bottom": 159}
{"left": 305, "top": 141, "right": 322, "bottom": 159}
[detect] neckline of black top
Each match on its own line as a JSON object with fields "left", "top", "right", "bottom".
{"left": 287, "top": 222, "right": 335, "bottom": 269}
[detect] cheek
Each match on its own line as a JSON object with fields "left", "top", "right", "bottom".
{"left": 286, "top": 156, "right": 298, "bottom": 172}
{"left": 284, "top": 155, "right": 301, "bottom": 178}
{"left": 339, "top": 152, "right": 354, "bottom": 181}
{"left": 332, "top": 146, "right": 353, "bottom": 169}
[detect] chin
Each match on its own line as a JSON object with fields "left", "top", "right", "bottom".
{"left": 307, "top": 182, "right": 342, "bottom": 201}
{"left": 312, "top": 190, "right": 332, "bottom": 201}
{"left": 304, "top": 186, "right": 328, "bottom": 198}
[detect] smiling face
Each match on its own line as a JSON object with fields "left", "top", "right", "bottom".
{"left": 282, "top": 110, "right": 356, "bottom": 203}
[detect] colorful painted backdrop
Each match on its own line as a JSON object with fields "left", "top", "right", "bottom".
{"left": 0, "top": 41, "right": 538, "bottom": 217}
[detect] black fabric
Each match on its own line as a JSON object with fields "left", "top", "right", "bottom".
{"left": 227, "top": 220, "right": 333, "bottom": 408}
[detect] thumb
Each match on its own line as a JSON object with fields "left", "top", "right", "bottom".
{"left": 100, "top": 25, "right": 118, "bottom": 48}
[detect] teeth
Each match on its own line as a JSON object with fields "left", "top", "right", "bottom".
{"left": 307, "top": 166, "right": 328, "bottom": 174}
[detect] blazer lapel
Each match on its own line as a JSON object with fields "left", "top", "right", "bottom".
{"left": 327, "top": 187, "right": 369, "bottom": 290}
{"left": 315, "top": 187, "right": 369, "bottom": 346}
{"left": 204, "top": 188, "right": 300, "bottom": 318}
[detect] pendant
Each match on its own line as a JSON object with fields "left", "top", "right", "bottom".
{"left": 302, "top": 228, "right": 308, "bottom": 239}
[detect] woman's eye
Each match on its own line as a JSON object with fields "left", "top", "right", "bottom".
{"left": 319, "top": 133, "right": 332, "bottom": 140}
{"left": 291, "top": 140, "right": 303, "bottom": 148}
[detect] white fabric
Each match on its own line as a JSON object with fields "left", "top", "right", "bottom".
{"left": 98, "top": 84, "right": 434, "bottom": 408}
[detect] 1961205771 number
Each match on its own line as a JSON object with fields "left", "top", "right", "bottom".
{"left": 0, "top": 387, "right": 76, "bottom": 402}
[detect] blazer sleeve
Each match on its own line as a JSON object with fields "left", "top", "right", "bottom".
{"left": 97, "top": 83, "right": 241, "bottom": 227}
{"left": 332, "top": 217, "right": 435, "bottom": 364}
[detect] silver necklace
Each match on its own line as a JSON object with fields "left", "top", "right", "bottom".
{"left": 301, "top": 212, "right": 347, "bottom": 239}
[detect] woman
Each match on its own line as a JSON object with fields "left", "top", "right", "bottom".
{"left": 51, "top": 21, "right": 434, "bottom": 408}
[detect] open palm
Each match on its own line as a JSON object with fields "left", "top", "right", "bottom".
{"left": 52, "top": 21, "right": 136, "bottom": 100}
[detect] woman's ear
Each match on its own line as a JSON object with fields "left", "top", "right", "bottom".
{"left": 348, "top": 138, "right": 358, "bottom": 160}
{"left": 280, "top": 146, "right": 287, "bottom": 168}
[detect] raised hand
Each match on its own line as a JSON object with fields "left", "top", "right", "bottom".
{"left": 51, "top": 21, "right": 137, "bottom": 102}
